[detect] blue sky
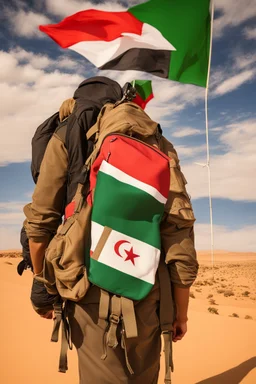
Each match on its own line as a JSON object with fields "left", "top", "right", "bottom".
{"left": 0, "top": 0, "right": 256, "bottom": 252}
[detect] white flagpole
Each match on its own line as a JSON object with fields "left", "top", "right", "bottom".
{"left": 205, "top": 0, "right": 215, "bottom": 278}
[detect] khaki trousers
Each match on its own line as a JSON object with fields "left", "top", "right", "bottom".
{"left": 68, "top": 283, "right": 161, "bottom": 384}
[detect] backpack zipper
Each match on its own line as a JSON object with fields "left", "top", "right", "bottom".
{"left": 106, "top": 137, "right": 117, "bottom": 162}
{"left": 104, "top": 133, "right": 170, "bottom": 163}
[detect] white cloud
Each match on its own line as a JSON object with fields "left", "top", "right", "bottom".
{"left": 0, "top": 212, "right": 25, "bottom": 226}
{"left": 220, "top": 119, "right": 256, "bottom": 154}
{"left": 0, "top": 202, "right": 25, "bottom": 212}
{"left": 11, "top": 47, "right": 82, "bottom": 71}
{"left": 5, "top": 9, "right": 51, "bottom": 38}
{"left": 213, "top": 70, "right": 255, "bottom": 96}
{"left": 211, "top": 127, "right": 223, "bottom": 132}
{"left": 172, "top": 127, "right": 202, "bottom": 138}
{"left": 182, "top": 118, "right": 256, "bottom": 202}
{"left": 0, "top": 50, "right": 84, "bottom": 165}
{"left": 210, "top": 50, "right": 256, "bottom": 97}
{"left": 0, "top": 226, "right": 21, "bottom": 250}
{"left": 57, "top": 57, "right": 81, "bottom": 69}
{"left": 174, "top": 144, "right": 206, "bottom": 158}
{"left": 214, "top": 0, "right": 256, "bottom": 38}
{"left": 234, "top": 53, "right": 256, "bottom": 70}
{"left": 195, "top": 223, "right": 256, "bottom": 252}
{"left": 143, "top": 81, "right": 205, "bottom": 124}
{"left": 244, "top": 26, "right": 256, "bottom": 40}
{"left": 45, "top": 0, "right": 125, "bottom": 17}
{"left": 208, "top": 6, "right": 256, "bottom": 97}
{"left": 0, "top": 202, "right": 25, "bottom": 226}
{"left": 0, "top": 202, "right": 26, "bottom": 249}
{"left": 12, "top": 48, "right": 52, "bottom": 69}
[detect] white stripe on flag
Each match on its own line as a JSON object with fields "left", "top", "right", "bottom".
{"left": 100, "top": 160, "right": 167, "bottom": 204}
{"left": 91, "top": 221, "right": 160, "bottom": 285}
{"left": 69, "top": 23, "right": 176, "bottom": 67}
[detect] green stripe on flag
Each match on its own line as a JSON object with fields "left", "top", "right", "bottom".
{"left": 92, "top": 171, "right": 164, "bottom": 249}
{"left": 133, "top": 80, "right": 152, "bottom": 100}
{"left": 89, "top": 258, "right": 153, "bottom": 300}
{"left": 129, "top": 0, "right": 211, "bottom": 87}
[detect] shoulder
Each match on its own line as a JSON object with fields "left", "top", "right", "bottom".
{"left": 160, "top": 136, "right": 179, "bottom": 164}
{"left": 73, "top": 102, "right": 101, "bottom": 127}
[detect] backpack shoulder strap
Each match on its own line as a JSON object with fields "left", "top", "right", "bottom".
{"left": 55, "top": 120, "right": 68, "bottom": 143}
{"left": 86, "top": 103, "right": 114, "bottom": 141}
{"left": 31, "top": 112, "right": 60, "bottom": 183}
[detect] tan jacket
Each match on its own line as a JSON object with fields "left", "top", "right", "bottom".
{"left": 24, "top": 116, "right": 198, "bottom": 288}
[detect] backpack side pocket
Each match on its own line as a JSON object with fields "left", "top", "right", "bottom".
{"left": 38, "top": 201, "right": 92, "bottom": 302}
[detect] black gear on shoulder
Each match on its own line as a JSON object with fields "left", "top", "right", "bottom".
{"left": 17, "top": 227, "right": 33, "bottom": 276}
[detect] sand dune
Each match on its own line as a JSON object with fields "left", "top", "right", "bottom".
{"left": 0, "top": 253, "right": 255, "bottom": 383}
{"left": 197, "top": 250, "right": 256, "bottom": 263}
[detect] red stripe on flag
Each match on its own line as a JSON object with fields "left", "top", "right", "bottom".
{"left": 90, "top": 135, "right": 170, "bottom": 199}
{"left": 39, "top": 10, "right": 143, "bottom": 48}
{"left": 133, "top": 93, "right": 154, "bottom": 110}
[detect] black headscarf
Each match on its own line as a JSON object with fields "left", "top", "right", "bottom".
{"left": 73, "top": 76, "right": 123, "bottom": 108}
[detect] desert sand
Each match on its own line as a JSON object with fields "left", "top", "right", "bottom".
{"left": 0, "top": 250, "right": 256, "bottom": 384}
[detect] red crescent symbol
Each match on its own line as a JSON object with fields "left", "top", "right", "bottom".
{"left": 114, "top": 240, "right": 130, "bottom": 257}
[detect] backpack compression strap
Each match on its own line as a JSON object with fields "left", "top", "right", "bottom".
{"left": 86, "top": 123, "right": 99, "bottom": 141}
{"left": 98, "top": 289, "right": 138, "bottom": 375}
{"left": 50, "top": 301, "right": 73, "bottom": 373}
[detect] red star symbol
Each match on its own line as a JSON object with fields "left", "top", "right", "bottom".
{"left": 124, "top": 247, "right": 140, "bottom": 266}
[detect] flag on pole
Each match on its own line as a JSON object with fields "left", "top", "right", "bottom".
{"left": 132, "top": 80, "right": 153, "bottom": 109}
{"left": 39, "top": 0, "right": 211, "bottom": 87}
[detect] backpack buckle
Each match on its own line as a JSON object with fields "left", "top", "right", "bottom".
{"left": 53, "top": 302, "right": 63, "bottom": 316}
{"left": 109, "top": 313, "right": 120, "bottom": 325}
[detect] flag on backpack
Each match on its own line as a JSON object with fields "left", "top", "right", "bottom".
{"left": 132, "top": 80, "right": 153, "bottom": 110}
{"left": 88, "top": 134, "right": 170, "bottom": 300}
{"left": 39, "top": 0, "right": 211, "bottom": 87}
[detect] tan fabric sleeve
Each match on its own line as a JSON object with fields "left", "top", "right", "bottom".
{"left": 59, "top": 98, "right": 75, "bottom": 122}
{"left": 23, "top": 134, "right": 68, "bottom": 243}
{"left": 160, "top": 136, "right": 199, "bottom": 287}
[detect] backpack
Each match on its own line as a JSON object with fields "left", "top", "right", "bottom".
{"left": 38, "top": 101, "right": 168, "bottom": 299}
{"left": 36, "top": 101, "right": 174, "bottom": 381}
